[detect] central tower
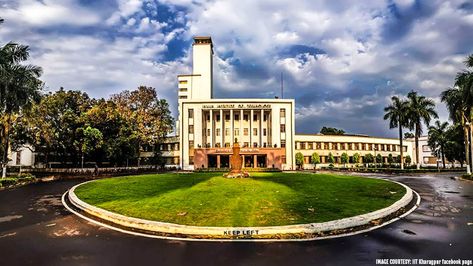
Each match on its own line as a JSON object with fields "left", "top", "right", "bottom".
{"left": 192, "top": 36, "right": 213, "bottom": 99}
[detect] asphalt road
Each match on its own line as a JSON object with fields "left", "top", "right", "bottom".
{"left": 0, "top": 173, "right": 472, "bottom": 266}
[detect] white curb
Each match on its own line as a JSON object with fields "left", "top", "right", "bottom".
{"left": 63, "top": 178, "right": 419, "bottom": 242}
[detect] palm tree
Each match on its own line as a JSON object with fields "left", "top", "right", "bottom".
{"left": 406, "top": 91, "right": 438, "bottom": 169}
{"left": 0, "top": 39, "right": 43, "bottom": 177}
{"left": 384, "top": 96, "right": 409, "bottom": 169}
{"left": 441, "top": 54, "right": 473, "bottom": 174}
{"left": 428, "top": 121, "right": 449, "bottom": 169}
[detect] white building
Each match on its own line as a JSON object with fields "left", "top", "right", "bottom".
{"left": 7, "top": 145, "right": 35, "bottom": 167}
{"left": 177, "top": 37, "right": 295, "bottom": 170}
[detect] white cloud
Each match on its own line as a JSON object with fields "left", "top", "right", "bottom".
{"left": 2, "top": 0, "right": 101, "bottom": 26}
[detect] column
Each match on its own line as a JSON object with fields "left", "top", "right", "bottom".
{"left": 209, "top": 109, "right": 213, "bottom": 148}
{"left": 242, "top": 155, "right": 245, "bottom": 168}
{"left": 253, "top": 155, "right": 257, "bottom": 168}
{"left": 250, "top": 109, "right": 254, "bottom": 147}
{"left": 220, "top": 109, "right": 224, "bottom": 147}
{"left": 239, "top": 110, "right": 243, "bottom": 145}
{"left": 260, "top": 109, "right": 264, "bottom": 147}
{"left": 217, "top": 155, "right": 221, "bottom": 168}
{"left": 230, "top": 109, "right": 234, "bottom": 145}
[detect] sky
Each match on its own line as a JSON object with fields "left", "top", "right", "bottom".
{"left": 0, "top": 0, "right": 472, "bottom": 137}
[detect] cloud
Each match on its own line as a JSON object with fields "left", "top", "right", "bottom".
{"left": 0, "top": 0, "right": 470, "bottom": 138}
{"left": 1, "top": 0, "right": 102, "bottom": 27}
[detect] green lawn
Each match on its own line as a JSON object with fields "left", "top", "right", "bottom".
{"left": 74, "top": 172, "right": 405, "bottom": 227}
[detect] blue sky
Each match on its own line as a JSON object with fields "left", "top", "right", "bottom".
{"left": 1, "top": 0, "right": 472, "bottom": 137}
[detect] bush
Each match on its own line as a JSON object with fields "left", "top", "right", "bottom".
{"left": 462, "top": 174, "right": 473, "bottom": 180}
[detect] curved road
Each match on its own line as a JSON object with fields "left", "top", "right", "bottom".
{"left": 0, "top": 173, "right": 472, "bottom": 266}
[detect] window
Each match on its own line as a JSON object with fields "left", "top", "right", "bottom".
{"left": 207, "top": 115, "right": 210, "bottom": 120}
{"left": 253, "top": 142, "right": 258, "bottom": 147}
{"left": 263, "top": 128, "right": 267, "bottom": 136}
{"left": 281, "top": 139, "right": 286, "bottom": 148}
{"left": 189, "top": 156, "right": 194, "bottom": 165}
{"left": 253, "top": 114, "right": 258, "bottom": 121}
{"left": 216, "top": 115, "right": 220, "bottom": 121}
{"left": 225, "top": 114, "right": 230, "bottom": 121}
{"left": 189, "top": 140, "right": 194, "bottom": 151}
{"left": 16, "top": 151, "right": 22, "bottom": 165}
{"left": 280, "top": 124, "right": 286, "bottom": 133}
{"left": 234, "top": 128, "right": 239, "bottom": 136}
{"left": 179, "top": 80, "right": 187, "bottom": 84}
{"left": 244, "top": 114, "right": 249, "bottom": 121}
{"left": 225, "top": 128, "right": 230, "bottom": 136}
{"left": 179, "top": 88, "right": 187, "bottom": 92}
{"left": 300, "top": 142, "right": 306, "bottom": 149}
{"left": 244, "top": 142, "right": 249, "bottom": 147}
{"left": 422, "top": 145, "right": 431, "bottom": 152}
{"left": 216, "top": 128, "right": 220, "bottom": 136}
{"left": 253, "top": 128, "right": 258, "bottom": 136}
{"left": 179, "top": 96, "right": 187, "bottom": 99}
{"left": 188, "top": 109, "right": 194, "bottom": 119}
{"left": 263, "top": 114, "right": 267, "bottom": 121}
{"left": 244, "top": 128, "right": 249, "bottom": 136}
{"left": 280, "top": 108, "right": 286, "bottom": 118}
{"left": 308, "top": 142, "right": 313, "bottom": 150}
{"left": 235, "top": 114, "right": 239, "bottom": 120}
{"left": 207, "top": 129, "right": 210, "bottom": 136}
{"left": 225, "top": 142, "right": 230, "bottom": 147}
{"left": 188, "top": 125, "right": 194, "bottom": 134}
{"left": 282, "top": 156, "right": 286, "bottom": 164}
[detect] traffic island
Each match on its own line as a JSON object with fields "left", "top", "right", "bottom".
{"left": 63, "top": 172, "right": 420, "bottom": 241}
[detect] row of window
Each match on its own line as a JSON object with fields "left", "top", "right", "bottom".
{"left": 192, "top": 140, "right": 286, "bottom": 149}
{"left": 187, "top": 108, "right": 287, "bottom": 121}
{"left": 296, "top": 141, "right": 407, "bottom": 152}
{"left": 189, "top": 125, "right": 284, "bottom": 135}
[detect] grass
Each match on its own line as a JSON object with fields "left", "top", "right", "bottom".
{"left": 74, "top": 172, "right": 405, "bottom": 227}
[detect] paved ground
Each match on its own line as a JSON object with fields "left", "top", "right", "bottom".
{"left": 0, "top": 173, "right": 471, "bottom": 266}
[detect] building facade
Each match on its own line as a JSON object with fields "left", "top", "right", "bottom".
{"left": 177, "top": 37, "right": 295, "bottom": 170}
{"left": 295, "top": 134, "right": 415, "bottom": 169}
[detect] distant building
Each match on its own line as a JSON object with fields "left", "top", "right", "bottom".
{"left": 7, "top": 145, "right": 35, "bottom": 167}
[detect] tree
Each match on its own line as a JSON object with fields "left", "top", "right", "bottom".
{"left": 388, "top": 154, "right": 394, "bottom": 167}
{"left": 352, "top": 153, "right": 360, "bottom": 166}
{"left": 444, "top": 123, "right": 466, "bottom": 167}
{"left": 74, "top": 126, "right": 103, "bottom": 168}
{"left": 25, "top": 89, "right": 92, "bottom": 166}
{"left": 320, "top": 126, "right": 345, "bottom": 135}
{"left": 0, "top": 36, "right": 43, "bottom": 177}
{"left": 111, "top": 86, "right": 174, "bottom": 166}
{"left": 405, "top": 155, "right": 412, "bottom": 166}
{"left": 441, "top": 54, "right": 473, "bottom": 174}
{"left": 384, "top": 96, "right": 409, "bottom": 170}
{"left": 406, "top": 91, "right": 438, "bottom": 169}
{"left": 341, "top": 152, "right": 349, "bottom": 167}
{"left": 404, "top": 132, "right": 415, "bottom": 139}
{"left": 428, "top": 120, "right": 449, "bottom": 169}
{"left": 311, "top": 152, "right": 320, "bottom": 170}
{"left": 295, "top": 152, "right": 304, "bottom": 170}
{"left": 363, "top": 153, "right": 374, "bottom": 165}
{"left": 327, "top": 152, "right": 335, "bottom": 164}
{"left": 376, "top": 154, "right": 383, "bottom": 165}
